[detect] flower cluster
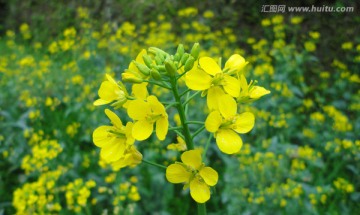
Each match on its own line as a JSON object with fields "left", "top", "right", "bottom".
{"left": 92, "top": 43, "right": 269, "bottom": 204}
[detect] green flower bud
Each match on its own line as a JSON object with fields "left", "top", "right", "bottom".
{"left": 150, "top": 68, "right": 162, "bottom": 80}
{"left": 184, "top": 56, "right": 195, "bottom": 72}
{"left": 155, "top": 65, "right": 166, "bottom": 73}
{"left": 142, "top": 54, "right": 153, "bottom": 68}
{"left": 134, "top": 61, "right": 150, "bottom": 76}
{"left": 190, "top": 43, "right": 200, "bottom": 60}
{"left": 155, "top": 55, "right": 163, "bottom": 65}
{"left": 180, "top": 53, "right": 190, "bottom": 65}
{"left": 176, "top": 44, "right": 185, "bottom": 57}
{"left": 174, "top": 53, "right": 180, "bottom": 62}
{"left": 165, "top": 60, "right": 177, "bottom": 77}
{"left": 149, "top": 47, "right": 168, "bottom": 56}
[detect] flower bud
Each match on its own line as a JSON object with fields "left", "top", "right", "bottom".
{"left": 184, "top": 56, "right": 195, "bottom": 72}
{"left": 134, "top": 61, "right": 150, "bottom": 76}
{"left": 122, "top": 73, "right": 143, "bottom": 83}
{"left": 165, "top": 60, "right": 177, "bottom": 77}
{"left": 150, "top": 68, "right": 162, "bottom": 80}
{"left": 142, "top": 54, "right": 153, "bottom": 68}
{"left": 190, "top": 43, "right": 200, "bottom": 60}
{"left": 180, "top": 53, "right": 189, "bottom": 65}
{"left": 176, "top": 44, "right": 185, "bottom": 57}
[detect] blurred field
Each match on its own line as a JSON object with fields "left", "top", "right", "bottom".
{"left": 0, "top": 1, "right": 359, "bottom": 214}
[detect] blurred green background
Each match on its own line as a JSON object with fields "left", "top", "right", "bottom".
{"left": 0, "top": 1, "right": 359, "bottom": 214}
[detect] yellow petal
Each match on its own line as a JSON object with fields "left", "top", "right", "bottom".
{"left": 233, "top": 112, "right": 255, "bottom": 133}
{"left": 218, "top": 94, "right": 237, "bottom": 119}
{"left": 207, "top": 86, "right": 225, "bottom": 111}
{"left": 93, "top": 99, "right": 110, "bottom": 106}
{"left": 199, "top": 167, "right": 218, "bottom": 186}
{"left": 216, "top": 129, "right": 242, "bottom": 154}
{"left": 132, "top": 83, "right": 148, "bottom": 100}
{"left": 125, "top": 122, "right": 135, "bottom": 145}
{"left": 224, "top": 54, "right": 248, "bottom": 72}
{"left": 93, "top": 126, "right": 113, "bottom": 147}
{"left": 156, "top": 117, "right": 168, "bottom": 140}
{"left": 199, "top": 57, "right": 221, "bottom": 76}
{"left": 105, "top": 109, "right": 123, "bottom": 128}
{"left": 181, "top": 150, "right": 202, "bottom": 170}
{"left": 106, "top": 74, "right": 118, "bottom": 85}
{"left": 185, "top": 67, "right": 212, "bottom": 90}
{"left": 135, "top": 49, "right": 147, "bottom": 64}
{"left": 132, "top": 120, "right": 153, "bottom": 141}
{"left": 98, "top": 81, "right": 118, "bottom": 101}
{"left": 127, "top": 99, "right": 150, "bottom": 120}
{"left": 205, "top": 111, "right": 222, "bottom": 133}
{"left": 100, "top": 139, "right": 126, "bottom": 162}
{"left": 249, "top": 86, "right": 271, "bottom": 99}
{"left": 166, "top": 164, "right": 191, "bottom": 184}
{"left": 190, "top": 179, "right": 210, "bottom": 203}
{"left": 147, "top": 95, "right": 166, "bottom": 115}
{"left": 223, "top": 75, "right": 240, "bottom": 97}
{"left": 240, "top": 75, "right": 249, "bottom": 96}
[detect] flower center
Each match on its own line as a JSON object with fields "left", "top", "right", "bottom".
{"left": 211, "top": 73, "right": 224, "bottom": 86}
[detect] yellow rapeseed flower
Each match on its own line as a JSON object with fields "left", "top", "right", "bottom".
{"left": 185, "top": 55, "right": 246, "bottom": 110}
{"left": 205, "top": 94, "right": 255, "bottom": 154}
{"left": 94, "top": 74, "right": 128, "bottom": 106}
{"left": 127, "top": 95, "right": 168, "bottom": 141}
{"left": 93, "top": 109, "right": 134, "bottom": 162}
{"left": 166, "top": 150, "right": 218, "bottom": 203}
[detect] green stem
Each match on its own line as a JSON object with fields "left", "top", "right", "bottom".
{"left": 191, "top": 125, "right": 205, "bottom": 139}
{"left": 169, "top": 126, "right": 182, "bottom": 131}
{"left": 144, "top": 80, "right": 171, "bottom": 89}
{"left": 202, "top": 135, "right": 212, "bottom": 160}
{"left": 165, "top": 102, "right": 179, "bottom": 110}
{"left": 186, "top": 121, "right": 204, "bottom": 125}
{"left": 170, "top": 77, "right": 194, "bottom": 150}
{"left": 142, "top": 159, "right": 167, "bottom": 169}
{"left": 183, "top": 91, "right": 201, "bottom": 105}
{"left": 197, "top": 203, "right": 206, "bottom": 215}
{"left": 180, "top": 88, "right": 191, "bottom": 97}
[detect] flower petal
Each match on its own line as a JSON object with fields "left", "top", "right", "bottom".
{"left": 132, "top": 120, "right": 153, "bottom": 141}
{"left": 205, "top": 111, "right": 222, "bottom": 133}
{"left": 224, "top": 54, "right": 248, "bottom": 72}
{"left": 127, "top": 99, "right": 150, "bottom": 120}
{"left": 105, "top": 109, "right": 123, "bottom": 128}
{"left": 132, "top": 83, "right": 148, "bottom": 100}
{"left": 249, "top": 86, "right": 271, "bottom": 99}
{"left": 199, "top": 167, "right": 218, "bottom": 186}
{"left": 207, "top": 86, "right": 225, "bottom": 111}
{"left": 100, "top": 139, "right": 126, "bottom": 162}
{"left": 98, "top": 81, "right": 118, "bottom": 101}
{"left": 223, "top": 75, "right": 240, "bottom": 97}
{"left": 93, "top": 99, "right": 111, "bottom": 106}
{"left": 147, "top": 95, "right": 166, "bottom": 115}
{"left": 106, "top": 74, "right": 118, "bottom": 85}
{"left": 166, "top": 164, "right": 191, "bottom": 184}
{"left": 93, "top": 125, "right": 114, "bottom": 147}
{"left": 218, "top": 94, "right": 237, "bottom": 119}
{"left": 156, "top": 117, "right": 168, "bottom": 140}
{"left": 233, "top": 112, "right": 255, "bottom": 133}
{"left": 185, "top": 67, "right": 212, "bottom": 90}
{"left": 190, "top": 179, "right": 211, "bottom": 203}
{"left": 181, "top": 150, "right": 202, "bottom": 170}
{"left": 216, "top": 129, "right": 243, "bottom": 154}
{"left": 199, "top": 57, "right": 221, "bottom": 76}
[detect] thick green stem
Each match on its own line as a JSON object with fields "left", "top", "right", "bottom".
{"left": 197, "top": 203, "right": 206, "bottom": 215}
{"left": 170, "top": 77, "right": 194, "bottom": 150}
